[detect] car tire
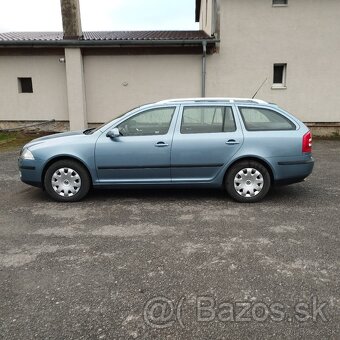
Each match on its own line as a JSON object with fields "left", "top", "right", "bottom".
{"left": 225, "top": 160, "right": 271, "bottom": 203}
{"left": 44, "top": 159, "right": 91, "bottom": 202}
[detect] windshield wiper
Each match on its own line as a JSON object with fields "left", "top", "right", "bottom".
{"left": 83, "top": 128, "right": 95, "bottom": 135}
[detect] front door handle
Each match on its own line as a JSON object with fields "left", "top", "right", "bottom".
{"left": 155, "top": 142, "right": 169, "bottom": 147}
{"left": 225, "top": 139, "right": 240, "bottom": 145}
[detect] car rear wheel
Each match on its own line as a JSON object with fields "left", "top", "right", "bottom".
{"left": 44, "top": 160, "right": 90, "bottom": 202}
{"left": 225, "top": 160, "right": 271, "bottom": 203}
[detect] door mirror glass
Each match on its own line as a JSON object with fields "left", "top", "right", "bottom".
{"left": 106, "top": 128, "right": 121, "bottom": 138}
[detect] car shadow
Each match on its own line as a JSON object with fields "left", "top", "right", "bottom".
{"left": 84, "top": 184, "right": 306, "bottom": 204}
{"left": 26, "top": 183, "right": 308, "bottom": 204}
{"left": 87, "top": 187, "right": 227, "bottom": 202}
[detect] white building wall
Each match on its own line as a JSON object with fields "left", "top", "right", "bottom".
{"left": 0, "top": 54, "right": 68, "bottom": 121}
{"left": 205, "top": 0, "right": 340, "bottom": 122}
{"left": 84, "top": 54, "right": 202, "bottom": 123}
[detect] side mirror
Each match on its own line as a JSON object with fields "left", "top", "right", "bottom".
{"left": 106, "top": 128, "right": 120, "bottom": 139}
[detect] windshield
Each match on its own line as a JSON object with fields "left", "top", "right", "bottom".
{"left": 83, "top": 105, "right": 141, "bottom": 134}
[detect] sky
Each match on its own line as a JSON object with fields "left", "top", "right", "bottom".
{"left": 0, "top": 0, "right": 199, "bottom": 32}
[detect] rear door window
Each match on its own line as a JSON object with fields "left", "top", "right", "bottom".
{"left": 239, "top": 107, "right": 296, "bottom": 131}
{"left": 181, "top": 106, "right": 236, "bottom": 134}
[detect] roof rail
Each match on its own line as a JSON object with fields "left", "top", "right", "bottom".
{"left": 156, "top": 97, "right": 268, "bottom": 104}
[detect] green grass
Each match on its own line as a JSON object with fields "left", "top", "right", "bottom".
{"left": 314, "top": 132, "right": 340, "bottom": 140}
{"left": 0, "top": 131, "right": 52, "bottom": 151}
{"left": 0, "top": 132, "right": 14, "bottom": 142}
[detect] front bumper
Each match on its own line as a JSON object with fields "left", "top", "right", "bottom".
{"left": 18, "top": 157, "right": 43, "bottom": 188}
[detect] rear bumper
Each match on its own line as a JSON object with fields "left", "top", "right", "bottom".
{"left": 277, "top": 158, "right": 314, "bottom": 166}
{"left": 273, "top": 156, "right": 314, "bottom": 185}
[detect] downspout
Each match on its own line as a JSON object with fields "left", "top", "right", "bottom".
{"left": 201, "top": 40, "right": 207, "bottom": 97}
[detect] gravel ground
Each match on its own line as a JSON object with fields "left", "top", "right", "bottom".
{"left": 0, "top": 141, "right": 339, "bottom": 339}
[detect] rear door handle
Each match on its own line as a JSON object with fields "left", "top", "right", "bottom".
{"left": 225, "top": 139, "right": 240, "bottom": 145}
{"left": 155, "top": 142, "right": 169, "bottom": 147}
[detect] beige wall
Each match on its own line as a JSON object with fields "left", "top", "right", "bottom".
{"left": 0, "top": 53, "right": 202, "bottom": 126}
{"left": 65, "top": 48, "right": 87, "bottom": 130}
{"left": 84, "top": 54, "right": 201, "bottom": 123}
{"left": 0, "top": 54, "right": 68, "bottom": 121}
{"left": 200, "top": 0, "right": 215, "bottom": 36}
{"left": 203, "top": 0, "right": 340, "bottom": 122}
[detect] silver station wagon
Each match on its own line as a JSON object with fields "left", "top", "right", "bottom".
{"left": 19, "top": 98, "right": 314, "bottom": 203}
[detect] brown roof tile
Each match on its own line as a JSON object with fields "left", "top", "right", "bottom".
{"left": 0, "top": 30, "right": 212, "bottom": 42}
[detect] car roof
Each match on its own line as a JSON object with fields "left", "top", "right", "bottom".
{"left": 156, "top": 97, "right": 268, "bottom": 105}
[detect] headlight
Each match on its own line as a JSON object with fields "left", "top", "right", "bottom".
{"left": 21, "top": 148, "right": 35, "bottom": 160}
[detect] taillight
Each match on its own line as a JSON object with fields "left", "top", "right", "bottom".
{"left": 302, "top": 131, "right": 312, "bottom": 153}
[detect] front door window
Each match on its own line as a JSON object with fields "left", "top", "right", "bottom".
{"left": 117, "top": 107, "right": 175, "bottom": 136}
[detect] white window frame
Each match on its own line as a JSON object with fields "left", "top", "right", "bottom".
{"left": 272, "top": 63, "right": 287, "bottom": 89}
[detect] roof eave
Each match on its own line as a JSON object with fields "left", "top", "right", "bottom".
{"left": 0, "top": 38, "right": 219, "bottom": 48}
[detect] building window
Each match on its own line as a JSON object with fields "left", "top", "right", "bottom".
{"left": 273, "top": 0, "right": 288, "bottom": 6}
{"left": 272, "top": 64, "right": 287, "bottom": 88}
{"left": 18, "top": 77, "right": 33, "bottom": 93}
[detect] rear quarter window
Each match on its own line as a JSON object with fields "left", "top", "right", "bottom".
{"left": 239, "top": 107, "right": 296, "bottom": 131}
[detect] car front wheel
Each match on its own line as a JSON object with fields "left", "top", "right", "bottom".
{"left": 225, "top": 160, "right": 271, "bottom": 203}
{"left": 44, "top": 159, "right": 91, "bottom": 202}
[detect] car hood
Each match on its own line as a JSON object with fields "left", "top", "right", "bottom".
{"left": 25, "top": 131, "right": 84, "bottom": 148}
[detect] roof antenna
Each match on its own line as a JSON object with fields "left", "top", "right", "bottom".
{"left": 252, "top": 78, "right": 267, "bottom": 99}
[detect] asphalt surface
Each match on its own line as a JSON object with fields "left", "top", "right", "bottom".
{"left": 0, "top": 141, "right": 339, "bottom": 339}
